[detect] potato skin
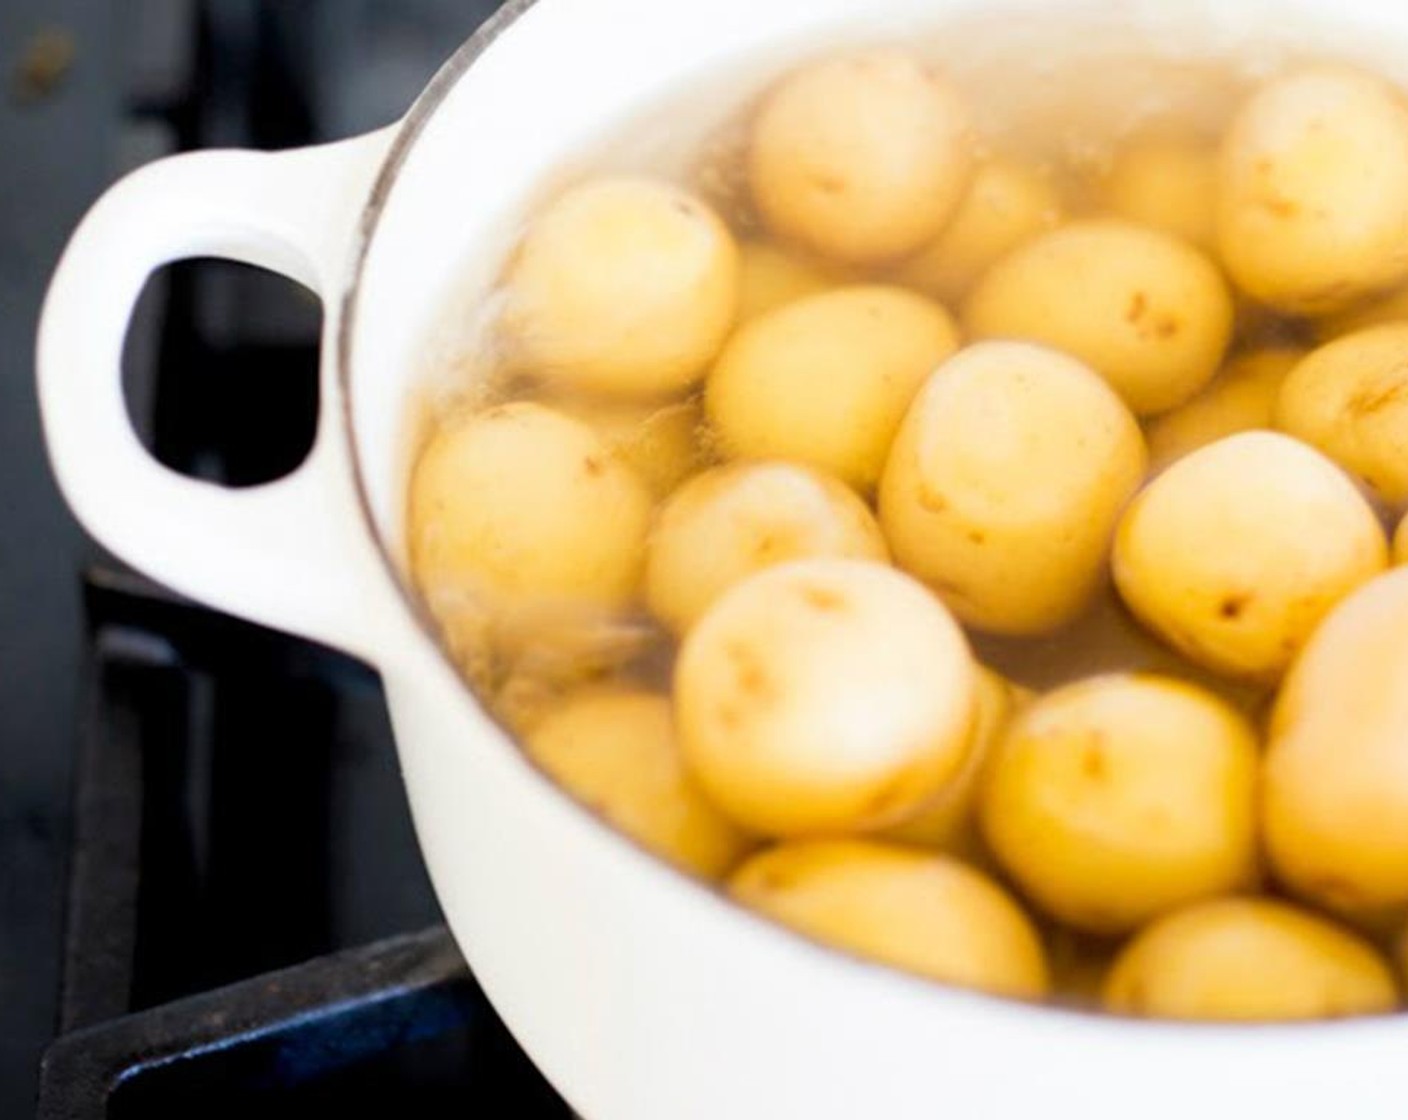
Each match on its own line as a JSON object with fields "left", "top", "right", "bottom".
{"left": 1102, "top": 134, "right": 1218, "bottom": 251}
{"left": 1146, "top": 347, "right": 1304, "bottom": 473}
{"left": 1114, "top": 432, "right": 1388, "bottom": 682}
{"left": 1104, "top": 897, "right": 1399, "bottom": 1022}
{"left": 879, "top": 341, "right": 1146, "bottom": 636}
{"left": 707, "top": 285, "right": 959, "bottom": 492}
{"left": 1217, "top": 65, "right": 1408, "bottom": 314}
{"left": 1264, "top": 567, "right": 1408, "bottom": 917}
{"left": 526, "top": 689, "right": 754, "bottom": 880}
{"left": 980, "top": 674, "right": 1260, "bottom": 935}
{"left": 896, "top": 158, "right": 1063, "bottom": 303}
{"left": 675, "top": 559, "right": 975, "bottom": 838}
{"left": 750, "top": 50, "right": 974, "bottom": 265}
{"left": 1275, "top": 323, "right": 1408, "bottom": 507}
{"left": 408, "top": 402, "right": 652, "bottom": 610}
{"left": 963, "top": 218, "right": 1234, "bottom": 416}
{"left": 646, "top": 461, "right": 888, "bottom": 633}
{"left": 730, "top": 840, "right": 1049, "bottom": 997}
{"left": 500, "top": 177, "right": 739, "bottom": 398}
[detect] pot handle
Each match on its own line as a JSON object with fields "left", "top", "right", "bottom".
{"left": 38, "top": 128, "right": 407, "bottom": 665}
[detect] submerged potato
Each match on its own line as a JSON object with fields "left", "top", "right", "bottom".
{"left": 1275, "top": 324, "right": 1408, "bottom": 507}
{"left": 1114, "top": 432, "right": 1388, "bottom": 681}
{"left": 731, "top": 840, "right": 1049, "bottom": 996}
{"left": 882, "top": 667, "right": 1032, "bottom": 853}
{"left": 707, "top": 285, "right": 959, "bottom": 491}
{"left": 980, "top": 674, "right": 1260, "bottom": 935}
{"left": 736, "top": 240, "right": 844, "bottom": 322}
{"left": 547, "top": 394, "right": 704, "bottom": 498}
{"left": 1104, "top": 898, "right": 1399, "bottom": 1022}
{"left": 646, "top": 461, "right": 888, "bottom": 633}
{"left": 675, "top": 559, "right": 975, "bottom": 837}
{"left": 501, "top": 177, "right": 739, "bottom": 398}
{"left": 1146, "top": 347, "right": 1304, "bottom": 472}
{"left": 964, "top": 219, "right": 1234, "bottom": 415}
{"left": 526, "top": 689, "right": 754, "bottom": 880}
{"left": 879, "top": 341, "right": 1147, "bottom": 635}
{"left": 1218, "top": 66, "right": 1408, "bottom": 314}
{"left": 1101, "top": 134, "right": 1219, "bottom": 250}
{"left": 409, "top": 402, "right": 652, "bottom": 609}
{"left": 750, "top": 50, "right": 974, "bottom": 265}
{"left": 896, "top": 158, "right": 1063, "bottom": 303}
{"left": 1265, "top": 567, "right": 1408, "bottom": 917}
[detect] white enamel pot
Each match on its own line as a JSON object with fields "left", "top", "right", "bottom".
{"left": 36, "top": 0, "right": 1408, "bottom": 1115}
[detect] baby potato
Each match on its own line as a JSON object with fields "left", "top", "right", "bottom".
{"left": 545, "top": 394, "right": 704, "bottom": 498}
{"left": 879, "top": 341, "right": 1147, "bottom": 636}
{"left": 736, "top": 240, "right": 844, "bottom": 322}
{"left": 730, "top": 840, "right": 1049, "bottom": 997}
{"left": 881, "top": 666, "right": 1032, "bottom": 853}
{"left": 964, "top": 219, "right": 1234, "bottom": 415}
{"left": 1146, "top": 347, "right": 1304, "bottom": 472}
{"left": 409, "top": 402, "right": 652, "bottom": 610}
{"left": 500, "top": 177, "right": 739, "bottom": 398}
{"left": 675, "top": 558, "right": 975, "bottom": 837}
{"left": 1314, "top": 283, "right": 1408, "bottom": 342}
{"left": 1114, "top": 432, "right": 1388, "bottom": 682}
{"left": 1100, "top": 134, "right": 1218, "bottom": 250}
{"left": 1275, "top": 323, "right": 1408, "bottom": 506}
{"left": 1217, "top": 65, "right": 1408, "bottom": 314}
{"left": 896, "top": 158, "right": 1064, "bottom": 304}
{"left": 646, "top": 461, "right": 888, "bottom": 633}
{"left": 1265, "top": 567, "right": 1408, "bottom": 917}
{"left": 1104, "top": 897, "right": 1399, "bottom": 1022}
{"left": 750, "top": 50, "right": 974, "bottom": 265}
{"left": 525, "top": 688, "right": 754, "bottom": 880}
{"left": 707, "top": 285, "right": 959, "bottom": 492}
{"left": 980, "top": 674, "right": 1260, "bottom": 935}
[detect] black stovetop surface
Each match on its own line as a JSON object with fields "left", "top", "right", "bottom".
{"left": 1, "top": 2, "right": 572, "bottom": 1114}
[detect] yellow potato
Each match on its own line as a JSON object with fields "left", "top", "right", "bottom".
{"left": 964, "top": 219, "right": 1234, "bottom": 415}
{"left": 1275, "top": 324, "right": 1408, "bottom": 506}
{"left": 980, "top": 674, "right": 1260, "bottom": 935}
{"left": 409, "top": 402, "right": 652, "bottom": 610}
{"left": 546, "top": 394, "right": 705, "bottom": 498}
{"left": 730, "top": 840, "right": 1049, "bottom": 997}
{"left": 1114, "top": 432, "right": 1388, "bottom": 682}
{"left": 750, "top": 50, "right": 974, "bottom": 265}
{"left": 525, "top": 689, "right": 754, "bottom": 880}
{"left": 1217, "top": 65, "right": 1408, "bottom": 314}
{"left": 1104, "top": 897, "right": 1399, "bottom": 1022}
{"left": 736, "top": 240, "right": 844, "bottom": 322}
{"left": 707, "top": 285, "right": 960, "bottom": 492}
{"left": 1264, "top": 567, "right": 1408, "bottom": 917}
{"left": 1315, "top": 283, "right": 1408, "bottom": 342}
{"left": 879, "top": 341, "right": 1147, "bottom": 635}
{"left": 646, "top": 461, "right": 888, "bottom": 633}
{"left": 1101, "top": 134, "right": 1218, "bottom": 250}
{"left": 500, "top": 177, "right": 739, "bottom": 398}
{"left": 1146, "top": 347, "right": 1304, "bottom": 472}
{"left": 675, "top": 558, "right": 975, "bottom": 837}
{"left": 896, "top": 158, "right": 1063, "bottom": 304}
{"left": 882, "top": 667, "right": 1033, "bottom": 853}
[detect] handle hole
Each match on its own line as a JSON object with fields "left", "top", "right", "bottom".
{"left": 123, "top": 258, "right": 322, "bottom": 489}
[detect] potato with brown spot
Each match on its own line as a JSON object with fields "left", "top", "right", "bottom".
{"left": 500, "top": 177, "right": 740, "bottom": 398}
{"left": 646, "top": 461, "right": 888, "bottom": 633}
{"left": 730, "top": 840, "right": 1048, "bottom": 996}
{"left": 526, "top": 689, "right": 754, "bottom": 880}
{"left": 1265, "top": 567, "right": 1408, "bottom": 918}
{"left": 980, "top": 674, "right": 1260, "bottom": 935}
{"left": 1114, "top": 432, "right": 1388, "bottom": 682}
{"left": 1275, "top": 323, "right": 1408, "bottom": 506}
{"left": 749, "top": 50, "right": 974, "bottom": 265}
{"left": 1217, "top": 66, "right": 1408, "bottom": 314}
{"left": 676, "top": 559, "right": 975, "bottom": 837}
{"left": 880, "top": 341, "right": 1146, "bottom": 635}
